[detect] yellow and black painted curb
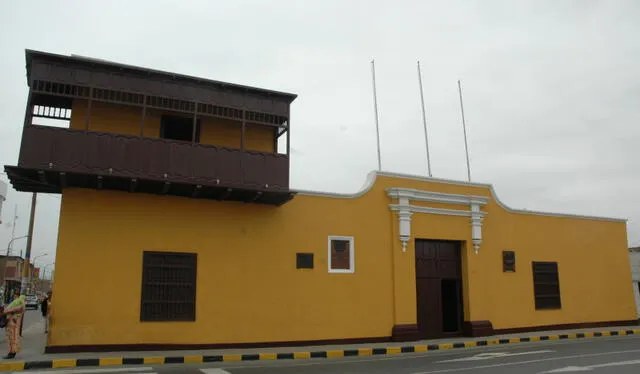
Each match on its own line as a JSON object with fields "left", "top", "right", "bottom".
{"left": 1, "top": 328, "right": 639, "bottom": 372}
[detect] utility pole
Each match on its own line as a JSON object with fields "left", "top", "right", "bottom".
{"left": 9, "top": 205, "right": 17, "bottom": 256}
{"left": 21, "top": 193, "right": 37, "bottom": 295}
{"left": 29, "top": 252, "right": 47, "bottom": 294}
{"left": 19, "top": 193, "right": 37, "bottom": 336}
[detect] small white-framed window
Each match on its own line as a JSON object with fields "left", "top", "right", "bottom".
{"left": 328, "top": 235, "right": 355, "bottom": 273}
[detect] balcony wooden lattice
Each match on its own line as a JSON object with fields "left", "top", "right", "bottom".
{"left": 4, "top": 50, "right": 298, "bottom": 206}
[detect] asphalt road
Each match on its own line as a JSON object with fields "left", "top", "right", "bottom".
{"left": 9, "top": 334, "right": 640, "bottom": 373}
{"left": 22, "top": 309, "right": 43, "bottom": 331}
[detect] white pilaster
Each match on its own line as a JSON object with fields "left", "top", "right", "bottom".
{"left": 470, "top": 203, "right": 484, "bottom": 254}
{"left": 387, "top": 188, "right": 488, "bottom": 254}
{"left": 398, "top": 210, "right": 413, "bottom": 252}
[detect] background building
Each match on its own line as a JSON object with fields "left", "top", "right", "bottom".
{"left": 0, "top": 255, "right": 46, "bottom": 302}
{"left": 630, "top": 247, "right": 640, "bottom": 317}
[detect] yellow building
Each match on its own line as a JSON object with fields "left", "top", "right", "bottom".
{"left": 5, "top": 50, "right": 637, "bottom": 353}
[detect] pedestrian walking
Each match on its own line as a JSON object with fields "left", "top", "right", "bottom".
{"left": 2, "top": 293, "right": 25, "bottom": 359}
{"left": 40, "top": 292, "right": 51, "bottom": 333}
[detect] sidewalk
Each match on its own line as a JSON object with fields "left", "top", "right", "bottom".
{"left": 1, "top": 321, "right": 639, "bottom": 371}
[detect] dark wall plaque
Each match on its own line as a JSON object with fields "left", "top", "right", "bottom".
{"left": 296, "top": 253, "right": 314, "bottom": 269}
{"left": 503, "top": 250, "right": 516, "bottom": 272}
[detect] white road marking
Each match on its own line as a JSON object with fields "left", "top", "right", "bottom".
{"left": 219, "top": 336, "right": 637, "bottom": 370}
{"left": 14, "top": 368, "right": 154, "bottom": 374}
{"left": 200, "top": 369, "right": 233, "bottom": 374}
{"left": 540, "top": 368, "right": 590, "bottom": 373}
{"left": 539, "top": 359, "right": 640, "bottom": 373}
{"left": 436, "top": 350, "right": 554, "bottom": 363}
{"left": 410, "top": 349, "right": 640, "bottom": 374}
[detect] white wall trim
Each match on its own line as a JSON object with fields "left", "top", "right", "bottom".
{"left": 327, "top": 235, "right": 355, "bottom": 274}
{"left": 387, "top": 188, "right": 486, "bottom": 254}
{"left": 293, "top": 170, "right": 626, "bottom": 223}
{"left": 387, "top": 188, "right": 489, "bottom": 206}
{"left": 389, "top": 204, "right": 487, "bottom": 218}
{"left": 295, "top": 171, "right": 379, "bottom": 199}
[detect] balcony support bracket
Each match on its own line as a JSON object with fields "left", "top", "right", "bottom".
{"left": 219, "top": 188, "right": 232, "bottom": 200}
{"left": 248, "top": 191, "right": 263, "bottom": 203}
{"left": 37, "top": 170, "right": 47, "bottom": 184}
{"left": 191, "top": 185, "right": 202, "bottom": 198}
{"left": 161, "top": 182, "right": 171, "bottom": 195}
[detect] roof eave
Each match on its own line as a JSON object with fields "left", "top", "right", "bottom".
{"left": 24, "top": 49, "right": 298, "bottom": 102}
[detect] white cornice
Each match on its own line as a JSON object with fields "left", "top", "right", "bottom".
{"left": 387, "top": 188, "right": 489, "bottom": 206}
{"left": 293, "top": 170, "right": 626, "bottom": 223}
{"left": 389, "top": 204, "right": 487, "bottom": 217}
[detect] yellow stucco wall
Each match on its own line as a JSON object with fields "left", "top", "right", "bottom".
{"left": 48, "top": 173, "right": 635, "bottom": 347}
{"left": 69, "top": 100, "right": 275, "bottom": 152}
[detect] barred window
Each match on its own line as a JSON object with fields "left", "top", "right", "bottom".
{"left": 532, "top": 261, "right": 561, "bottom": 310}
{"left": 140, "top": 251, "right": 197, "bottom": 322}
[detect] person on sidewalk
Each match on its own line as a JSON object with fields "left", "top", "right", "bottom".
{"left": 2, "top": 293, "right": 25, "bottom": 359}
{"left": 40, "top": 292, "right": 51, "bottom": 333}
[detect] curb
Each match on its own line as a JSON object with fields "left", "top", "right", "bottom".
{"left": 1, "top": 328, "right": 639, "bottom": 372}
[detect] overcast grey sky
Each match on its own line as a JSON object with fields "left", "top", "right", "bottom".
{"left": 0, "top": 0, "right": 639, "bottom": 270}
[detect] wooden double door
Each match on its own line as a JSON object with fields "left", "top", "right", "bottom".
{"left": 415, "top": 239, "right": 464, "bottom": 339}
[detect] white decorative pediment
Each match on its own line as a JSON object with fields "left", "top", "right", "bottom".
{"left": 387, "top": 188, "right": 489, "bottom": 254}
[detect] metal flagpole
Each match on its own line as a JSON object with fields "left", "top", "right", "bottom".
{"left": 417, "top": 61, "right": 432, "bottom": 177}
{"left": 371, "top": 60, "right": 382, "bottom": 171}
{"left": 457, "top": 79, "right": 472, "bottom": 182}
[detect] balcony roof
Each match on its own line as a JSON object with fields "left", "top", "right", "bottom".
{"left": 25, "top": 49, "right": 298, "bottom": 103}
{"left": 5, "top": 165, "right": 296, "bottom": 206}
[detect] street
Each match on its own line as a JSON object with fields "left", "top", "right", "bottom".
{"left": 21, "top": 310, "right": 43, "bottom": 332}
{"left": 10, "top": 333, "right": 640, "bottom": 373}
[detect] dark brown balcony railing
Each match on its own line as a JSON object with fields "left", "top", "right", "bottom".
{"left": 16, "top": 125, "right": 290, "bottom": 196}
{"left": 6, "top": 50, "right": 297, "bottom": 205}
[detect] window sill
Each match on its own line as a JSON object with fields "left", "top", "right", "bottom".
{"left": 329, "top": 269, "right": 355, "bottom": 274}
{"left": 534, "top": 307, "right": 562, "bottom": 311}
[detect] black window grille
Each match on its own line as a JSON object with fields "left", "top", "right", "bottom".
{"left": 532, "top": 261, "right": 561, "bottom": 310}
{"left": 140, "top": 251, "right": 197, "bottom": 322}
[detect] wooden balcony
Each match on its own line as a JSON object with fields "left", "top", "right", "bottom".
{"left": 5, "top": 125, "right": 294, "bottom": 205}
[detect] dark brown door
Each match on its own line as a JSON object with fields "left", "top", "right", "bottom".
{"left": 415, "top": 240, "right": 463, "bottom": 339}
